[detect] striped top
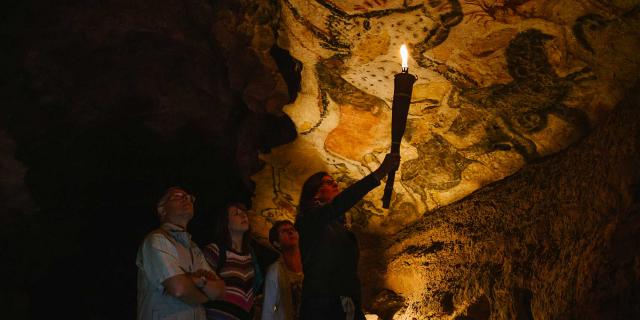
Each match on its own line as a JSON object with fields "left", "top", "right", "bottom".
{"left": 203, "top": 243, "right": 255, "bottom": 312}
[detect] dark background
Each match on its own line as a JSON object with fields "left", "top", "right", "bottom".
{"left": 1, "top": 0, "right": 296, "bottom": 318}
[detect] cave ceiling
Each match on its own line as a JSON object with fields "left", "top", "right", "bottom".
{"left": 250, "top": 0, "right": 640, "bottom": 235}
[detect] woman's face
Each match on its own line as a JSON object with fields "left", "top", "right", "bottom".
{"left": 314, "top": 175, "right": 339, "bottom": 204}
{"left": 227, "top": 205, "right": 250, "bottom": 233}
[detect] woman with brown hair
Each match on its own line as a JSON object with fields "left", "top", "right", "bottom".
{"left": 295, "top": 153, "right": 400, "bottom": 320}
{"left": 202, "top": 202, "right": 259, "bottom": 320}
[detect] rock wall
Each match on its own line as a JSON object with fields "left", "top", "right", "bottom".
{"left": 371, "top": 87, "right": 640, "bottom": 319}
{"left": 252, "top": 0, "right": 640, "bottom": 238}
{"left": 247, "top": 1, "right": 640, "bottom": 317}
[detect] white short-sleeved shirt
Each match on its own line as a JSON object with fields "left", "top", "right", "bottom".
{"left": 136, "top": 223, "right": 213, "bottom": 320}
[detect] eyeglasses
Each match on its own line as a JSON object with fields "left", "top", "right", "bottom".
{"left": 320, "top": 177, "right": 336, "bottom": 186}
{"left": 167, "top": 192, "right": 196, "bottom": 203}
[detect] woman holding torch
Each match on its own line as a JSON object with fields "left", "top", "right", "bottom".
{"left": 295, "top": 153, "right": 400, "bottom": 320}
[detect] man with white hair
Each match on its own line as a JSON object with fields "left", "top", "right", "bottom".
{"left": 137, "top": 187, "right": 225, "bottom": 320}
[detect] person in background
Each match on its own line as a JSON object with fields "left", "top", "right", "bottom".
{"left": 295, "top": 154, "right": 400, "bottom": 320}
{"left": 262, "top": 220, "right": 304, "bottom": 320}
{"left": 202, "top": 202, "right": 261, "bottom": 320}
{"left": 136, "top": 187, "right": 225, "bottom": 320}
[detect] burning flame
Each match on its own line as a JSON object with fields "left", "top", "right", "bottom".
{"left": 400, "top": 44, "right": 408, "bottom": 70}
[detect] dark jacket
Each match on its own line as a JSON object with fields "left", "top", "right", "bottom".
{"left": 295, "top": 174, "right": 380, "bottom": 299}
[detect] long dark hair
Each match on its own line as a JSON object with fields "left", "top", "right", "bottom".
{"left": 296, "top": 171, "right": 328, "bottom": 221}
{"left": 215, "top": 202, "right": 252, "bottom": 254}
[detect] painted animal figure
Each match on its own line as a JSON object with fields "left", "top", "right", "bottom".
{"left": 448, "top": 29, "right": 593, "bottom": 161}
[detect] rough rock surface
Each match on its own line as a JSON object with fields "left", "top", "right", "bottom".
{"left": 368, "top": 86, "right": 640, "bottom": 319}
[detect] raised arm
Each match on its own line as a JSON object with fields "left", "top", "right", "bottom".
{"left": 330, "top": 173, "right": 380, "bottom": 215}
{"left": 332, "top": 153, "right": 400, "bottom": 215}
{"left": 299, "top": 153, "right": 401, "bottom": 227}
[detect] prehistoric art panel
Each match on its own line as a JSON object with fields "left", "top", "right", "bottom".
{"left": 251, "top": 0, "right": 640, "bottom": 236}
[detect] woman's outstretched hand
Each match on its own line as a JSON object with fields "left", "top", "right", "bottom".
{"left": 373, "top": 153, "right": 401, "bottom": 180}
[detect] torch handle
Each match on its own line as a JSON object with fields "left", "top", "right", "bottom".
{"left": 381, "top": 71, "right": 416, "bottom": 209}
{"left": 382, "top": 144, "right": 401, "bottom": 209}
{"left": 382, "top": 169, "right": 396, "bottom": 209}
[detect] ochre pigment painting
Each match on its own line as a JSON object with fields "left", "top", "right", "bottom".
{"left": 251, "top": 0, "right": 640, "bottom": 237}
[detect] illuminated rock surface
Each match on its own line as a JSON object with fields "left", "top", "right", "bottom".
{"left": 253, "top": 0, "right": 639, "bottom": 234}
{"left": 248, "top": 0, "right": 640, "bottom": 318}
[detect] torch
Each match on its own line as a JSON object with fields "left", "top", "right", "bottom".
{"left": 382, "top": 44, "right": 417, "bottom": 209}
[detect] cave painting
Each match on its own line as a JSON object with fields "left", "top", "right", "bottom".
{"left": 251, "top": 0, "right": 640, "bottom": 235}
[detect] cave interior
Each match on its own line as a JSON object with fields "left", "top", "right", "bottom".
{"left": 1, "top": 0, "right": 639, "bottom": 319}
